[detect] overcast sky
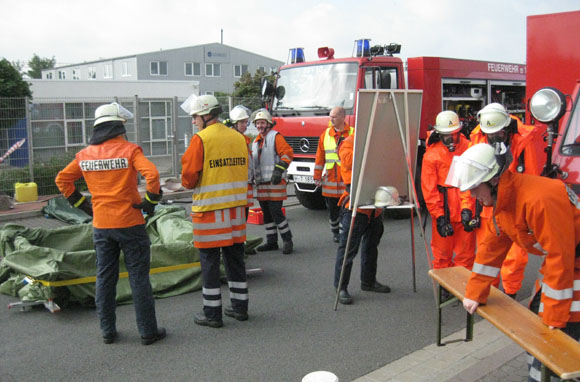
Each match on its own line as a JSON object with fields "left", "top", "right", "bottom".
{"left": 2, "top": 0, "right": 578, "bottom": 68}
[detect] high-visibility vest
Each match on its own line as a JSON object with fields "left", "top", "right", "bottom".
{"left": 192, "top": 123, "right": 248, "bottom": 212}
{"left": 323, "top": 126, "right": 354, "bottom": 170}
{"left": 252, "top": 130, "right": 279, "bottom": 184}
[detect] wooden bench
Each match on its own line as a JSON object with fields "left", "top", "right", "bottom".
{"left": 429, "top": 266, "right": 580, "bottom": 382}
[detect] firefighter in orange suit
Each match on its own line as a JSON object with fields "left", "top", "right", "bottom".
{"left": 421, "top": 111, "right": 476, "bottom": 274}
{"left": 448, "top": 143, "right": 580, "bottom": 382}
{"left": 55, "top": 102, "right": 166, "bottom": 345}
{"left": 333, "top": 135, "right": 396, "bottom": 304}
{"left": 181, "top": 95, "right": 250, "bottom": 328}
{"left": 251, "top": 109, "right": 295, "bottom": 255}
{"left": 470, "top": 103, "right": 540, "bottom": 298}
{"left": 314, "top": 106, "right": 354, "bottom": 243}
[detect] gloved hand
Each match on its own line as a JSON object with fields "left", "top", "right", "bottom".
{"left": 67, "top": 189, "right": 93, "bottom": 217}
{"left": 436, "top": 216, "right": 454, "bottom": 237}
{"left": 461, "top": 209, "right": 474, "bottom": 232}
{"left": 271, "top": 163, "right": 286, "bottom": 185}
{"left": 133, "top": 190, "right": 163, "bottom": 217}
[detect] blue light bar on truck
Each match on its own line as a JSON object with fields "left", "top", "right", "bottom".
{"left": 354, "top": 39, "right": 371, "bottom": 57}
{"left": 288, "top": 48, "right": 305, "bottom": 64}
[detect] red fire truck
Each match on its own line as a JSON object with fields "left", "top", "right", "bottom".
{"left": 525, "top": 10, "right": 580, "bottom": 193}
{"left": 261, "top": 40, "right": 526, "bottom": 209}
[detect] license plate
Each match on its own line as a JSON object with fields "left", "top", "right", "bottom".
{"left": 293, "top": 175, "right": 314, "bottom": 184}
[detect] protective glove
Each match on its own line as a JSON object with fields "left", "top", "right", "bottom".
{"left": 436, "top": 216, "right": 454, "bottom": 237}
{"left": 461, "top": 209, "right": 474, "bottom": 232}
{"left": 133, "top": 189, "right": 163, "bottom": 217}
{"left": 271, "top": 163, "right": 287, "bottom": 185}
{"left": 67, "top": 189, "right": 93, "bottom": 217}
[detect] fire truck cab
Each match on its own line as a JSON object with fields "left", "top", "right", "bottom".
{"left": 262, "top": 40, "right": 405, "bottom": 209}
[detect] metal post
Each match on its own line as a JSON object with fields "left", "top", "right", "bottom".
{"left": 466, "top": 311, "right": 474, "bottom": 342}
{"left": 437, "top": 284, "right": 443, "bottom": 346}
{"left": 410, "top": 208, "right": 416, "bottom": 292}
{"left": 24, "top": 97, "right": 34, "bottom": 180}
{"left": 172, "top": 96, "right": 179, "bottom": 177}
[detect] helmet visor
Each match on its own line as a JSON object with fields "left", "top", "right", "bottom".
{"left": 445, "top": 155, "right": 495, "bottom": 192}
{"left": 115, "top": 103, "right": 134, "bottom": 121}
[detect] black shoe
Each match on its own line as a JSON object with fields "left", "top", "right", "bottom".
{"left": 332, "top": 233, "right": 340, "bottom": 243}
{"left": 141, "top": 327, "right": 166, "bottom": 345}
{"left": 245, "top": 248, "right": 257, "bottom": 255}
{"left": 338, "top": 289, "right": 353, "bottom": 305}
{"left": 257, "top": 242, "right": 278, "bottom": 252}
{"left": 440, "top": 289, "right": 453, "bottom": 303}
{"left": 506, "top": 293, "right": 517, "bottom": 300}
{"left": 102, "top": 332, "right": 118, "bottom": 344}
{"left": 361, "top": 281, "right": 391, "bottom": 293}
{"left": 282, "top": 240, "right": 293, "bottom": 255}
{"left": 224, "top": 306, "right": 249, "bottom": 321}
{"left": 194, "top": 312, "right": 223, "bottom": 328}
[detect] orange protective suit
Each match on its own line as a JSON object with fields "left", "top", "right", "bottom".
{"left": 470, "top": 116, "right": 540, "bottom": 294}
{"left": 55, "top": 135, "right": 160, "bottom": 229}
{"left": 421, "top": 133, "right": 475, "bottom": 269}
{"left": 465, "top": 171, "right": 580, "bottom": 328}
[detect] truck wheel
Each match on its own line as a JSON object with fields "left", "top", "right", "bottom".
{"left": 294, "top": 186, "right": 326, "bottom": 210}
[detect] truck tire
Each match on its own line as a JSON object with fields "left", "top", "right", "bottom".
{"left": 294, "top": 185, "right": 326, "bottom": 210}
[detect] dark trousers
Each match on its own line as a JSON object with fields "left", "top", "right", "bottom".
{"left": 334, "top": 209, "right": 384, "bottom": 290}
{"left": 259, "top": 200, "right": 292, "bottom": 243}
{"left": 93, "top": 224, "right": 158, "bottom": 337}
{"left": 199, "top": 243, "right": 248, "bottom": 320}
{"left": 326, "top": 197, "right": 341, "bottom": 235}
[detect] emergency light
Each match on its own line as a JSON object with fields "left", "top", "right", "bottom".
{"left": 354, "top": 39, "right": 371, "bottom": 57}
{"left": 288, "top": 48, "right": 305, "bottom": 64}
{"left": 317, "top": 47, "right": 335, "bottom": 59}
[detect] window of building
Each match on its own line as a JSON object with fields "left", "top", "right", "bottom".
{"left": 72, "top": 69, "right": 80, "bottom": 80}
{"left": 205, "top": 91, "right": 214, "bottom": 95}
{"left": 58, "top": 70, "right": 66, "bottom": 80}
{"left": 104, "top": 64, "right": 113, "bottom": 78}
{"left": 185, "top": 62, "right": 201, "bottom": 76}
{"left": 234, "top": 64, "right": 248, "bottom": 78}
{"left": 88, "top": 67, "right": 96, "bottom": 79}
{"left": 46, "top": 72, "right": 53, "bottom": 79}
{"left": 269, "top": 66, "right": 277, "bottom": 74}
{"left": 150, "top": 61, "right": 168, "bottom": 76}
{"left": 205, "top": 63, "right": 221, "bottom": 77}
{"left": 122, "top": 62, "right": 130, "bottom": 76}
{"left": 258, "top": 66, "right": 266, "bottom": 73}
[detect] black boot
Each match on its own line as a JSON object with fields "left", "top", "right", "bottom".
{"left": 257, "top": 242, "right": 278, "bottom": 252}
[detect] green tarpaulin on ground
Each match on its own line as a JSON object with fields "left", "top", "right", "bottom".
{"left": 0, "top": 206, "right": 262, "bottom": 308}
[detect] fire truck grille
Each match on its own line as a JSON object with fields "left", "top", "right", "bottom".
{"left": 285, "top": 136, "right": 319, "bottom": 155}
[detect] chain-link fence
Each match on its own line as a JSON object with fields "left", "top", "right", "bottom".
{"left": 0, "top": 95, "right": 262, "bottom": 198}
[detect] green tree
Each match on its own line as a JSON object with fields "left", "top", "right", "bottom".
{"left": 27, "top": 54, "right": 55, "bottom": 79}
{"left": 0, "top": 59, "right": 31, "bottom": 97}
{"left": 231, "top": 69, "right": 274, "bottom": 111}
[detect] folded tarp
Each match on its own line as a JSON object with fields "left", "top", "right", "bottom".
{"left": 0, "top": 206, "right": 262, "bottom": 308}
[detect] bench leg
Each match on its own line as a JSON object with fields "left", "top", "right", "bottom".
{"left": 465, "top": 310, "right": 473, "bottom": 342}
{"left": 437, "top": 284, "right": 443, "bottom": 346}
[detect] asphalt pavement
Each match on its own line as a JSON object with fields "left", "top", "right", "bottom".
{"left": 0, "top": 191, "right": 539, "bottom": 381}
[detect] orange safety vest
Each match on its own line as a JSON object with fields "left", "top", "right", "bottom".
{"left": 314, "top": 125, "right": 353, "bottom": 198}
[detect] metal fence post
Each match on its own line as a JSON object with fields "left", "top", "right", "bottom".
{"left": 24, "top": 96, "right": 34, "bottom": 181}
{"left": 172, "top": 96, "right": 179, "bottom": 177}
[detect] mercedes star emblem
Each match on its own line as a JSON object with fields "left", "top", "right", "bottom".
{"left": 299, "top": 138, "right": 310, "bottom": 153}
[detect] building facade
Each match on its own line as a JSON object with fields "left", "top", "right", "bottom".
{"left": 41, "top": 43, "right": 283, "bottom": 95}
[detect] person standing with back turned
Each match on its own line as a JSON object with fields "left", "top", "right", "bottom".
{"left": 181, "top": 95, "right": 250, "bottom": 328}
{"left": 55, "top": 102, "right": 166, "bottom": 345}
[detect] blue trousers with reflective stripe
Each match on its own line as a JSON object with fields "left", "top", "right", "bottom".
{"left": 199, "top": 243, "right": 248, "bottom": 320}
{"left": 93, "top": 224, "right": 158, "bottom": 338}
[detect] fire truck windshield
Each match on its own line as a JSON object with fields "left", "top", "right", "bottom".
{"left": 273, "top": 62, "right": 358, "bottom": 114}
{"left": 560, "top": 94, "right": 580, "bottom": 155}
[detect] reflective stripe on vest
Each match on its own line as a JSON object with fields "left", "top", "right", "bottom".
{"left": 192, "top": 123, "right": 248, "bottom": 212}
{"left": 252, "top": 131, "right": 279, "bottom": 183}
{"left": 192, "top": 207, "right": 246, "bottom": 248}
{"left": 323, "top": 126, "right": 354, "bottom": 170}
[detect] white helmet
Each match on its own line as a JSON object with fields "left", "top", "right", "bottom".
{"left": 230, "top": 105, "right": 251, "bottom": 123}
{"left": 252, "top": 108, "right": 273, "bottom": 125}
{"left": 181, "top": 94, "right": 221, "bottom": 116}
{"left": 374, "top": 186, "right": 400, "bottom": 207}
{"left": 477, "top": 103, "right": 511, "bottom": 134}
{"left": 94, "top": 102, "right": 134, "bottom": 127}
{"left": 445, "top": 143, "right": 501, "bottom": 192}
{"left": 434, "top": 111, "right": 461, "bottom": 134}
